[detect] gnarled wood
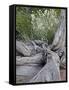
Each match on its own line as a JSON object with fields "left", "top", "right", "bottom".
{"left": 29, "top": 49, "right": 61, "bottom": 82}
{"left": 52, "top": 10, "right": 66, "bottom": 50}
{"left": 16, "top": 10, "right": 66, "bottom": 83}
{"left": 16, "top": 40, "right": 33, "bottom": 56}
{"left": 16, "top": 53, "right": 43, "bottom": 65}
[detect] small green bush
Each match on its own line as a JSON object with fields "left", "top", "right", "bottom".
{"left": 16, "top": 6, "right": 61, "bottom": 44}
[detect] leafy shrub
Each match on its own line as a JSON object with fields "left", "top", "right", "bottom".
{"left": 16, "top": 6, "right": 61, "bottom": 44}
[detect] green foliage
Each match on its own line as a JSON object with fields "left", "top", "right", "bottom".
{"left": 16, "top": 7, "right": 32, "bottom": 41}
{"left": 16, "top": 6, "right": 61, "bottom": 44}
{"left": 31, "top": 8, "right": 60, "bottom": 44}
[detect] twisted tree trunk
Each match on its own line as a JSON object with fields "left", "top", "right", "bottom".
{"left": 16, "top": 10, "right": 66, "bottom": 83}
{"left": 51, "top": 9, "right": 66, "bottom": 69}
{"left": 30, "top": 49, "right": 61, "bottom": 82}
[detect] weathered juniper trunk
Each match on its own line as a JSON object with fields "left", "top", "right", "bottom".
{"left": 16, "top": 53, "right": 43, "bottom": 65}
{"left": 29, "top": 49, "right": 61, "bottom": 82}
{"left": 16, "top": 10, "right": 66, "bottom": 83}
{"left": 16, "top": 40, "right": 32, "bottom": 56}
{"left": 51, "top": 9, "right": 66, "bottom": 68}
{"left": 16, "top": 40, "right": 44, "bottom": 56}
{"left": 52, "top": 9, "right": 66, "bottom": 50}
